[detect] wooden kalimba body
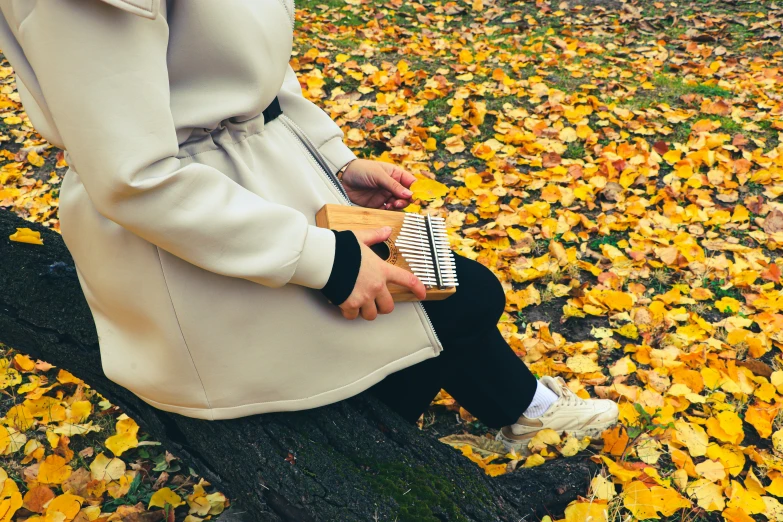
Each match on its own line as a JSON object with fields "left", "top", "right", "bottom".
{"left": 315, "top": 204, "right": 458, "bottom": 302}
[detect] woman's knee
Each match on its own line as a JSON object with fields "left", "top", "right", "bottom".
{"left": 454, "top": 255, "right": 507, "bottom": 327}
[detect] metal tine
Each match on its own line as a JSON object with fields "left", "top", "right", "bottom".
{"left": 397, "top": 247, "right": 432, "bottom": 255}
{"left": 398, "top": 248, "right": 433, "bottom": 256}
{"left": 400, "top": 236, "right": 447, "bottom": 244}
{"left": 399, "top": 224, "right": 426, "bottom": 231}
{"left": 397, "top": 232, "right": 431, "bottom": 240}
{"left": 397, "top": 238, "right": 436, "bottom": 246}
{"left": 396, "top": 240, "right": 431, "bottom": 247}
{"left": 407, "top": 258, "right": 435, "bottom": 264}
{"left": 402, "top": 253, "right": 435, "bottom": 260}
{"left": 408, "top": 261, "right": 436, "bottom": 268}
{"left": 405, "top": 262, "right": 435, "bottom": 271}
{"left": 407, "top": 266, "right": 436, "bottom": 272}
{"left": 410, "top": 267, "right": 435, "bottom": 274}
{"left": 416, "top": 237, "right": 449, "bottom": 244}
{"left": 396, "top": 235, "right": 430, "bottom": 242}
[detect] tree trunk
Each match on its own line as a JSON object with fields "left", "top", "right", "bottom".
{"left": 0, "top": 209, "right": 596, "bottom": 521}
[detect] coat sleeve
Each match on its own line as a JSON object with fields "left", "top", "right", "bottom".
{"left": 276, "top": 63, "right": 359, "bottom": 176}
{"left": 10, "top": 0, "right": 336, "bottom": 290}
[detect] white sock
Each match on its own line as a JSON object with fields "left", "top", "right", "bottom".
{"left": 520, "top": 380, "right": 559, "bottom": 419}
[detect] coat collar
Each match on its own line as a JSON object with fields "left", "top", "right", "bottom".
{"left": 97, "top": 0, "right": 160, "bottom": 20}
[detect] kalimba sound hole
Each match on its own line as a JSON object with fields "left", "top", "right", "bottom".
{"left": 370, "top": 240, "right": 391, "bottom": 261}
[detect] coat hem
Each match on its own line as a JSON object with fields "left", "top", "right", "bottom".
{"left": 129, "top": 345, "right": 440, "bottom": 421}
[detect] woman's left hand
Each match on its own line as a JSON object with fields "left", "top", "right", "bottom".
{"left": 339, "top": 158, "right": 416, "bottom": 210}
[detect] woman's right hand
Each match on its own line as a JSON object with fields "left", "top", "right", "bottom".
{"left": 339, "top": 227, "right": 427, "bottom": 321}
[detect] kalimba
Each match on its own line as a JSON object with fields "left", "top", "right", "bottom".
{"left": 315, "top": 204, "right": 458, "bottom": 301}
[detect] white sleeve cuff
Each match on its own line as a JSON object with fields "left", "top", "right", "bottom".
{"left": 319, "top": 136, "right": 358, "bottom": 176}
{"left": 288, "top": 225, "right": 336, "bottom": 289}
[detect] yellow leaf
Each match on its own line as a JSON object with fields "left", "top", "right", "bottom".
{"left": 722, "top": 506, "right": 756, "bottom": 522}
{"left": 767, "top": 477, "right": 783, "bottom": 497}
{"left": 522, "top": 454, "right": 545, "bottom": 468}
{"left": 601, "top": 456, "right": 640, "bottom": 484}
{"left": 560, "top": 435, "right": 580, "bottom": 457}
{"left": 410, "top": 178, "right": 448, "bottom": 201}
{"left": 746, "top": 400, "right": 779, "bottom": 439}
{"left": 106, "top": 471, "right": 135, "bottom": 499}
{"left": 6, "top": 404, "right": 34, "bottom": 432}
{"left": 672, "top": 420, "right": 709, "bottom": 457}
{"left": 27, "top": 150, "right": 44, "bottom": 167}
{"left": 89, "top": 453, "right": 125, "bottom": 482}
{"left": 715, "top": 296, "right": 741, "bottom": 314}
{"left": 590, "top": 475, "right": 615, "bottom": 501}
{"left": 685, "top": 479, "right": 725, "bottom": 511}
{"left": 529, "top": 428, "right": 561, "bottom": 450}
{"left": 727, "top": 480, "right": 765, "bottom": 515}
{"left": 38, "top": 455, "right": 71, "bottom": 485}
{"left": 13, "top": 354, "right": 35, "bottom": 372}
{"left": 0, "top": 478, "right": 23, "bottom": 522}
{"left": 694, "top": 459, "right": 726, "bottom": 482}
{"left": 149, "top": 487, "right": 184, "bottom": 509}
{"left": 624, "top": 481, "right": 691, "bottom": 519}
{"left": 564, "top": 500, "right": 607, "bottom": 522}
{"left": 566, "top": 354, "right": 601, "bottom": 374}
{"left": 706, "top": 444, "right": 745, "bottom": 477}
{"left": 44, "top": 493, "right": 83, "bottom": 522}
{"left": 8, "top": 227, "right": 43, "bottom": 245}
{"left": 104, "top": 414, "right": 139, "bottom": 457}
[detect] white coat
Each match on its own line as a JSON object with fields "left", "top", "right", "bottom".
{"left": 0, "top": 0, "right": 443, "bottom": 420}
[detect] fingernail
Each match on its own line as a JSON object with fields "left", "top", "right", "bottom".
{"left": 402, "top": 189, "right": 412, "bottom": 197}
{"left": 383, "top": 226, "right": 392, "bottom": 233}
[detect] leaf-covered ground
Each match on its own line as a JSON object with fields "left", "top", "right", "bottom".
{"left": 3, "top": 0, "right": 783, "bottom": 520}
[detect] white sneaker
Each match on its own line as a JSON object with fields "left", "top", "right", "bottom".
{"left": 495, "top": 375, "right": 619, "bottom": 455}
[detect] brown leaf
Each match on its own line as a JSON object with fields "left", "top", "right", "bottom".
{"left": 153, "top": 471, "right": 169, "bottom": 490}
{"left": 22, "top": 485, "right": 55, "bottom": 513}
{"left": 736, "top": 360, "right": 773, "bottom": 379}
{"left": 62, "top": 468, "right": 91, "bottom": 496}
{"left": 763, "top": 209, "right": 783, "bottom": 234}
{"left": 600, "top": 182, "right": 624, "bottom": 202}
{"left": 542, "top": 152, "right": 562, "bottom": 168}
{"left": 653, "top": 141, "right": 669, "bottom": 155}
{"left": 745, "top": 195, "right": 764, "bottom": 214}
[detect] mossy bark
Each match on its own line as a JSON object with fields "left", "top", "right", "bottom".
{"left": 0, "top": 209, "right": 597, "bottom": 521}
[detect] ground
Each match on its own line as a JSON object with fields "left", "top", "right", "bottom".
{"left": 2, "top": 0, "right": 783, "bottom": 520}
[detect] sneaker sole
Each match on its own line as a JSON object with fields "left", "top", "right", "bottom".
{"left": 496, "top": 419, "right": 619, "bottom": 456}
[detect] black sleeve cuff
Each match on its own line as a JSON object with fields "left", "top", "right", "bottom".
{"left": 320, "top": 230, "right": 362, "bottom": 306}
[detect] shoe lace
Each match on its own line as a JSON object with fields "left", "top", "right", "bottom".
{"left": 552, "top": 377, "right": 587, "bottom": 407}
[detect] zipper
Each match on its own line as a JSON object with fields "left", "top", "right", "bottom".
{"left": 278, "top": 114, "right": 444, "bottom": 355}
{"left": 417, "top": 303, "right": 444, "bottom": 354}
{"left": 279, "top": 114, "right": 352, "bottom": 203}
{"left": 278, "top": 0, "right": 295, "bottom": 30}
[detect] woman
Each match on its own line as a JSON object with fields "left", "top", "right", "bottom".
{"left": 0, "top": 0, "right": 617, "bottom": 454}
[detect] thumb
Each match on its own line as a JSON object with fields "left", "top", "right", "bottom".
{"left": 351, "top": 226, "right": 392, "bottom": 246}
{"left": 377, "top": 174, "right": 413, "bottom": 199}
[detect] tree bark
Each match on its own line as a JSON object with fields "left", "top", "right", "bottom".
{"left": 0, "top": 208, "right": 596, "bottom": 521}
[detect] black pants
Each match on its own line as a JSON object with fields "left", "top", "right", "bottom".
{"left": 363, "top": 254, "right": 538, "bottom": 429}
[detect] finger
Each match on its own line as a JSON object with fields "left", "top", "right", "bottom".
{"left": 375, "top": 288, "right": 395, "bottom": 314}
{"left": 341, "top": 304, "right": 360, "bottom": 320}
{"left": 360, "top": 301, "right": 378, "bottom": 321}
{"left": 380, "top": 194, "right": 397, "bottom": 210}
{"left": 399, "top": 170, "right": 417, "bottom": 189}
{"left": 377, "top": 173, "right": 413, "bottom": 200}
{"left": 352, "top": 226, "right": 392, "bottom": 246}
{"left": 391, "top": 198, "right": 409, "bottom": 209}
{"left": 385, "top": 265, "right": 427, "bottom": 300}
